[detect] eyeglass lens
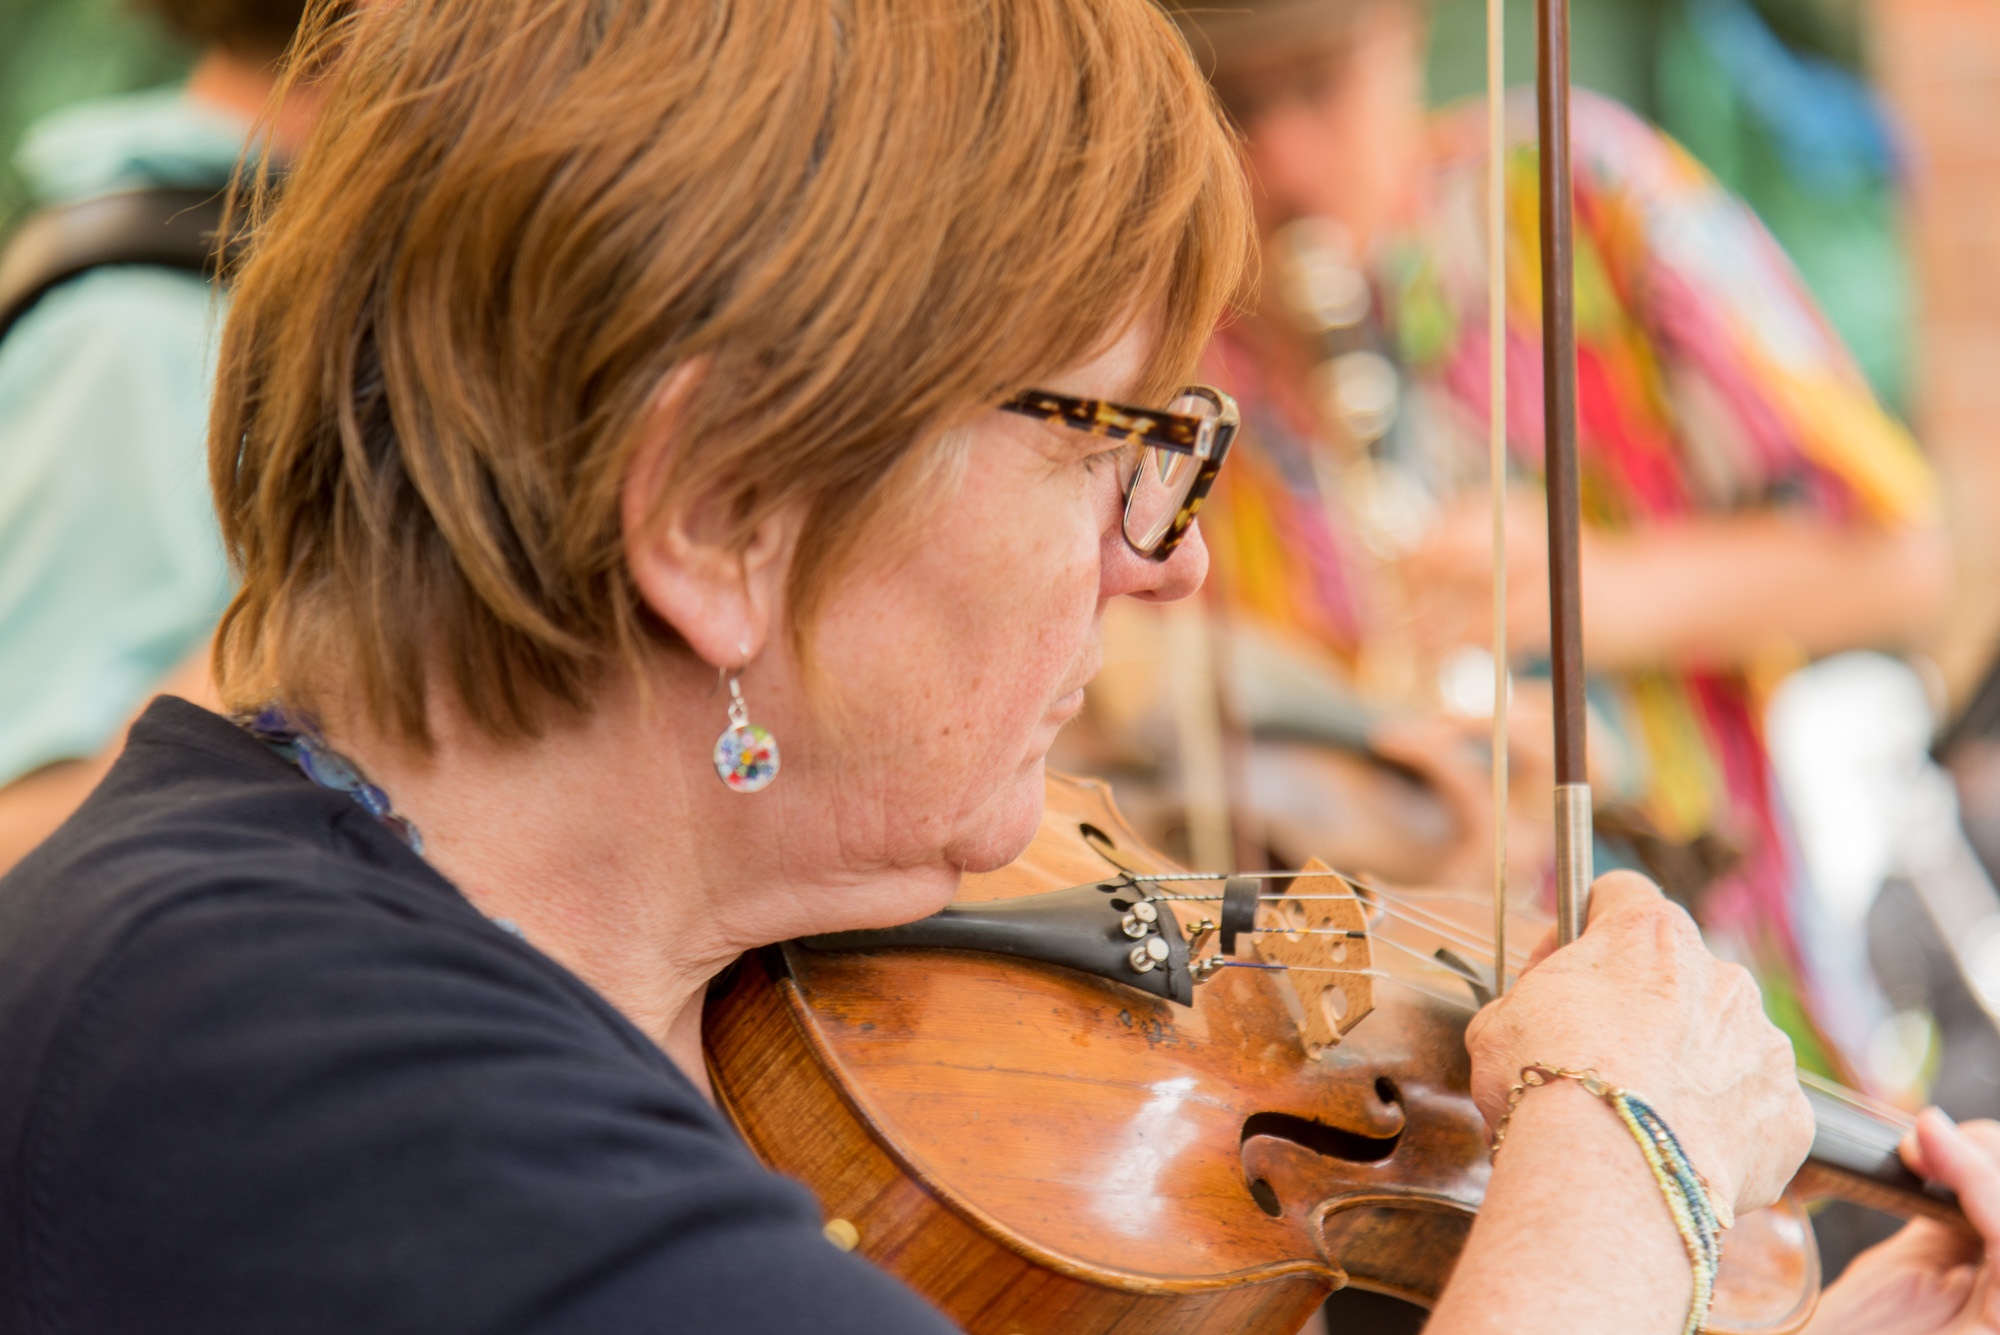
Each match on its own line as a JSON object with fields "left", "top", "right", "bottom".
{"left": 1123, "top": 391, "right": 1217, "bottom": 553}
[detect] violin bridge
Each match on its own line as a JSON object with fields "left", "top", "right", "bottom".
{"left": 1254, "top": 858, "right": 1375, "bottom": 1054}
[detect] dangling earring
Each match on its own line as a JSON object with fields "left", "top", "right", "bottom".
{"left": 713, "top": 648, "right": 780, "bottom": 793}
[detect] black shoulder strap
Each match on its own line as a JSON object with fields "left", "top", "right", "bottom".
{"left": 0, "top": 186, "right": 232, "bottom": 344}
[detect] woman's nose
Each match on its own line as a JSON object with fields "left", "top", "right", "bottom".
{"left": 1106, "top": 520, "right": 1209, "bottom": 604}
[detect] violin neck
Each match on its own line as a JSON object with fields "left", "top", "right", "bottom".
{"left": 1797, "top": 1072, "right": 1962, "bottom": 1226}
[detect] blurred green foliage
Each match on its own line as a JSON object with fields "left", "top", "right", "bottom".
{"left": 1655, "top": 0, "right": 1910, "bottom": 416}
{"left": 1425, "top": 0, "right": 1909, "bottom": 416}
{"left": 0, "top": 0, "right": 194, "bottom": 228}
{"left": 0, "top": 0, "right": 1912, "bottom": 414}
{"left": 1426, "top": 0, "right": 1666, "bottom": 116}
{"left": 1425, "top": 0, "right": 1871, "bottom": 110}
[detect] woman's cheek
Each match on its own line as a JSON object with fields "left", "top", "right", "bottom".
{"left": 995, "top": 479, "right": 1097, "bottom": 629}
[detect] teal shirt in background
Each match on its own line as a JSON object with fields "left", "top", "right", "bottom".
{"left": 0, "top": 89, "right": 246, "bottom": 787}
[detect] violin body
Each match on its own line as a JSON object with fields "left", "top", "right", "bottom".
{"left": 705, "top": 773, "right": 1822, "bottom": 1333}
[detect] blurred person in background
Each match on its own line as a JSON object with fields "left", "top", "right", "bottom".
{"left": 0, "top": 0, "right": 323, "bottom": 870}
{"left": 1135, "top": 0, "right": 1950, "bottom": 1096}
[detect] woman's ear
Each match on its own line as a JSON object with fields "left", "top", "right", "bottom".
{"left": 621, "top": 363, "right": 799, "bottom": 669}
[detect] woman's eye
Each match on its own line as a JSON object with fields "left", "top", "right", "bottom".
{"left": 1082, "top": 441, "right": 1140, "bottom": 477}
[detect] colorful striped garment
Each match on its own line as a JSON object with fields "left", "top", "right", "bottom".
{"left": 1196, "top": 90, "right": 1934, "bottom": 1084}
{"left": 1384, "top": 90, "right": 1935, "bottom": 1081}
{"left": 1200, "top": 322, "right": 1376, "bottom": 674}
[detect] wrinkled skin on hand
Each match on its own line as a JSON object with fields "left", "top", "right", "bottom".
{"left": 1463, "top": 870, "right": 1814, "bottom": 1215}
{"left": 1806, "top": 1114, "right": 2000, "bottom": 1335}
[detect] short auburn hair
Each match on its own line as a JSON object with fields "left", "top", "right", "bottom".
{"left": 212, "top": 0, "right": 1252, "bottom": 747}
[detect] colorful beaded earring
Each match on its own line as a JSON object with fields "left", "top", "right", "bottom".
{"left": 712, "top": 649, "right": 780, "bottom": 793}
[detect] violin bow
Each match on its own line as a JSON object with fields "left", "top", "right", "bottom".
{"left": 1494, "top": 0, "right": 1591, "bottom": 992}
{"left": 1536, "top": 0, "right": 1592, "bottom": 947}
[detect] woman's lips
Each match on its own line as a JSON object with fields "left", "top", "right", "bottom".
{"left": 1047, "top": 646, "right": 1101, "bottom": 725}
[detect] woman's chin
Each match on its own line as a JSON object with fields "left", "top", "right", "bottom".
{"left": 945, "top": 761, "right": 1049, "bottom": 875}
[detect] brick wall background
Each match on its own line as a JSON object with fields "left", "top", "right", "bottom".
{"left": 1875, "top": 0, "right": 2000, "bottom": 700}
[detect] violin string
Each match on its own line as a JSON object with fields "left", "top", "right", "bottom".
{"left": 1374, "top": 932, "right": 1504, "bottom": 987}
{"left": 1250, "top": 928, "right": 1368, "bottom": 938}
{"left": 1146, "top": 887, "right": 1535, "bottom": 968}
{"left": 1365, "top": 972, "right": 1485, "bottom": 1013}
{"left": 1213, "top": 961, "right": 1481, "bottom": 1014}
{"left": 1130, "top": 870, "right": 1355, "bottom": 883}
{"left": 1253, "top": 892, "right": 1534, "bottom": 970}
{"left": 1360, "top": 897, "right": 1533, "bottom": 971}
{"left": 1368, "top": 898, "right": 1534, "bottom": 971}
{"left": 1136, "top": 871, "right": 1538, "bottom": 977}
{"left": 1248, "top": 928, "right": 1499, "bottom": 991}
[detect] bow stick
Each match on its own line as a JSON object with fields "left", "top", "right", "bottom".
{"left": 1536, "top": 0, "right": 1592, "bottom": 945}
{"left": 1488, "top": 0, "right": 1510, "bottom": 991}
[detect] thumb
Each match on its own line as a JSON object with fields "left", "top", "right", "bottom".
{"left": 1523, "top": 924, "right": 1560, "bottom": 971}
{"left": 1516, "top": 873, "right": 1664, "bottom": 976}
{"left": 1582, "top": 870, "right": 1666, "bottom": 930}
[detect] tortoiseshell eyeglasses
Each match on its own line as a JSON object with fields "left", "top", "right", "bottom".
{"left": 998, "top": 384, "right": 1239, "bottom": 561}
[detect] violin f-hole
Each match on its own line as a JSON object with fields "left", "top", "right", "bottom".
{"left": 1238, "top": 1111, "right": 1405, "bottom": 1223}
{"left": 1241, "top": 1112, "right": 1403, "bottom": 1166}
{"left": 1248, "top": 1177, "right": 1285, "bottom": 1218}
{"left": 1078, "top": 821, "right": 1136, "bottom": 872}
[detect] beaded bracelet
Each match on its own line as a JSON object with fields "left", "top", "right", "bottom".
{"left": 1492, "top": 1065, "right": 1730, "bottom": 1335}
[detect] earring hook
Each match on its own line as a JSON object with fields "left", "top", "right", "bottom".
{"left": 712, "top": 637, "right": 779, "bottom": 792}
{"left": 711, "top": 641, "right": 754, "bottom": 698}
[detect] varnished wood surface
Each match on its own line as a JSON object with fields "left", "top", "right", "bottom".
{"left": 707, "top": 773, "right": 1818, "bottom": 1334}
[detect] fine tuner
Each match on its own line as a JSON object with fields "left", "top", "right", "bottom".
{"left": 728, "top": 774, "right": 1964, "bottom": 1334}
{"left": 800, "top": 864, "right": 1483, "bottom": 1056}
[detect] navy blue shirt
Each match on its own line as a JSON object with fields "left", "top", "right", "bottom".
{"left": 0, "top": 697, "right": 957, "bottom": 1334}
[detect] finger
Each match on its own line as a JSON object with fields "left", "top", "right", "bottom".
{"left": 1883, "top": 1216, "right": 1981, "bottom": 1269}
{"left": 1914, "top": 1108, "right": 2000, "bottom": 1248}
{"left": 1956, "top": 1119, "right": 2000, "bottom": 1160}
{"left": 1895, "top": 1115, "right": 2000, "bottom": 1180}
{"left": 1461, "top": 1009, "right": 1519, "bottom": 1126}
{"left": 1582, "top": 870, "right": 1665, "bottom": 929}
{"left": 1979, "top": 1265, "right": 2000, "bottom": 1332}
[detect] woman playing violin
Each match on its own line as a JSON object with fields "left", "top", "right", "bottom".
{"left": 0, "top": 0, "right": 1993, "bottom": 1331}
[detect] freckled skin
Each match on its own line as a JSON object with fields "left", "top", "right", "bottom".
{"left": 336, "top": 322, "right": 1207, "bottom": 1093}
{"left": 768, "top": 321, "right": 1208, "bottom": 880}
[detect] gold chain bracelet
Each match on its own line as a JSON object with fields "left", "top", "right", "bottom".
{"left": 1491, "top": 1064, "right": 1731, "bottom": 1335}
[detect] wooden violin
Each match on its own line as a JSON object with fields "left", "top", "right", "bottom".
{"left": 704, "top": 772, "right": 1963, "bottom": 1335}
